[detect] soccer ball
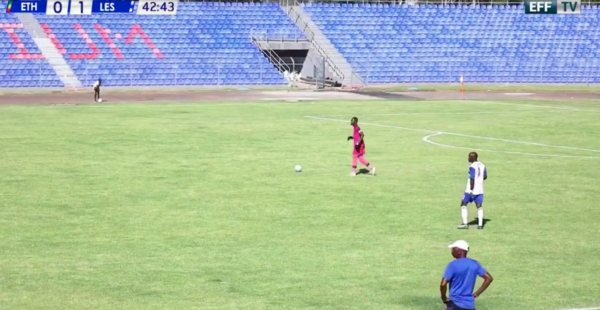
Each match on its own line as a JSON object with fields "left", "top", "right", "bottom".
{"left": 98, "top": 98, "right": 103, "bottom": 103}
{"left": 295, "top": 165, "right": 302, "bottom": 173}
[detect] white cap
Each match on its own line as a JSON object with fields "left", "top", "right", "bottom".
{"left": 448, "top": 240, "right": 470, "bottom": 252}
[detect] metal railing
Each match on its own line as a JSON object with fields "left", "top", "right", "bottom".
{"left": 280, "top": 0, "right": 346, "bottom": 82}
{"left": 4, "top": 58, "right": 598, "bottom": 89}
{"left": 0, "top": 60, "right": 54, "bottom": 88}
{"left": 344, "top": 58, "right": 599, "bottom": 85}
{"left": 250, "top": 29, "right": 292, "bottom": 73}
{"left": 78, "top": 58, "right": 281, "bottom": 87}
{"left": 248, "top": 27, "right": 306, "bottom": 43}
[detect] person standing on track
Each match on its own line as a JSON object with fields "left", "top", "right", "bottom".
{"left": 93, "top": 78, "right": 102, "bottom": 102}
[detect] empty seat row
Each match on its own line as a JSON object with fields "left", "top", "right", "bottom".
{"left": 304, "top": 3, "right": 600, "bottom": 83}
{"left": 1, "top": 2, "right": 298, "bottom": 87}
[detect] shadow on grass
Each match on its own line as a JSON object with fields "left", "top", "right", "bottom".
{"left": 357, "top": 168, "right": 372, "bottom": 175}
{"left": 467, "top": 217, "right": 491, "bottom": 228}
{"left": 399, "top": 295, "right": 443, "bottom": 310}
{"left": 401, "top": 296, "right": 494, "bottom": 310}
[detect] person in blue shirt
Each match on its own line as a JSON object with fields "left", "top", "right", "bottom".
{"left": 440, "top": 240, "right": 494, "bottom": 310}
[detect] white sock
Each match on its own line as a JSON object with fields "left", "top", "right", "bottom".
{"left": 478, "top": 208, "right": 484, "bottom": 226}
{"left": 461, "top": 207, "right": 468, "bottom": 224}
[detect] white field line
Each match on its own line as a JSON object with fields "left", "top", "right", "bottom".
{"left": 42, "top": 99, "right": 600, "bottom": 112}
{"left": 423, "top": 133, "right": 600, "bottom": 159}
{"left": 325, "top": 110, "right": 573, "bottom": 117}
{"left": 551, "top": 307, "right": 600, "bottom": 310}
{"left": 465, "top": 100, "right": 600, "bottom": 113}
{"left": 304, "top": 116, "right": 600, "bottom": 155}
{"left": 325, "top": 100, "right": 600, "bottom": 117}
{"left": 44, "top": 101, "right": 320, "bottom": 108}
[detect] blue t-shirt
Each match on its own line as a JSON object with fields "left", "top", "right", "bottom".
{"left": 443, "top": 257, "right": 487, "bottom": 309}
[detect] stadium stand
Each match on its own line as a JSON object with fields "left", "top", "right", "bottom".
{"left": 303, "top": 3, "right": 600, "bottom": 83}
{"left": 36, "top": 2, "right": 303, "bottom": 86}
{"left": 0, "top": 2, "right": 63, "bottom": 87}
{"left": 4, "top": 1, "right": 599, "bottom": 87}
{"left": 2, "top": 2, "right": 302, "bottom": 87}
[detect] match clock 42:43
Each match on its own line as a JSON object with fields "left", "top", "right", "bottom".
{"left": 137, "top": 0, "right": 179, "bottom": 15}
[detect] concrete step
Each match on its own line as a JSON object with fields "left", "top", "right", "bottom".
{"left": 280, "top": 5, "right": 364, "bottom": 86}
{"left": 16, "top": 13, "right": 82, "bottom": 88}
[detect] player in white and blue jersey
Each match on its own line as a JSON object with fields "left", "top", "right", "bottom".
{"left": 458, "top": 152, "right": 487, "bottom": 230}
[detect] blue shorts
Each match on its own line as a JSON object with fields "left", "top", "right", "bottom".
{"left": 446, "top": 301, "right": 474, "bottom": 310}
{"left": 462, "top": 193, "right": 483, "bottom": 205}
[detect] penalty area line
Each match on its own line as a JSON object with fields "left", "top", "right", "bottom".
{"left": 324, "top": 110, "right": 575, "bottom": 117}
{"left": 465, "top": 100, "right": 600, "bottom": 113}
{"left": 304, "top": 116, "right": 600, "bottom": 157}
{"left": 422, "top": 133, "right": 600, "bottom": 159}
{"left": 318, "top": 99, "right": 600, "bottom": 118}
{"left": 549, "top": 307, "right": 600, "bottom": 310}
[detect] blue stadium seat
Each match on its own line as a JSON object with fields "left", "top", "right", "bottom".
{"left": 5, "top": 1, "right": 597, "bottom": 86}
{"left": 1, "top": 2, "right": 302, "bottom": 87}
{"left": 303, "top": 3, "right": 600, "bottom": 83}
{"left": 31, "top": 2, "right": 302, "bottom": 86}
{"left": 0, "top": 1, "right": 63, "bottom": 87}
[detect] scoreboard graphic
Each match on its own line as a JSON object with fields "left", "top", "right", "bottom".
{"left": 5, "top": 0, "right": 179, "bottom": 15}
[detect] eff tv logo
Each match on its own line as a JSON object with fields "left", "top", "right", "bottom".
{"left": 525, "top": 0, "right": 581, "bottom": 14}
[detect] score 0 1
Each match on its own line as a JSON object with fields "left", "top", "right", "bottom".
{"left": 46, "top": 0, "right": 93, "bottom": 15}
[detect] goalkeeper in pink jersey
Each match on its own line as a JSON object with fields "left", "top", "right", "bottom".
{"left": 348, "top": 117, "right": 376, "bottom": 176}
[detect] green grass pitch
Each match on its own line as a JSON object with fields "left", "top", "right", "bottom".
{"left": 1, "top": 99, "right": 599, "bottom": 310}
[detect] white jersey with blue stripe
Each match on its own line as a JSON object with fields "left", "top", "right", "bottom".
{"left": 465, "top": 161, "right": 487, "bottom": 195}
